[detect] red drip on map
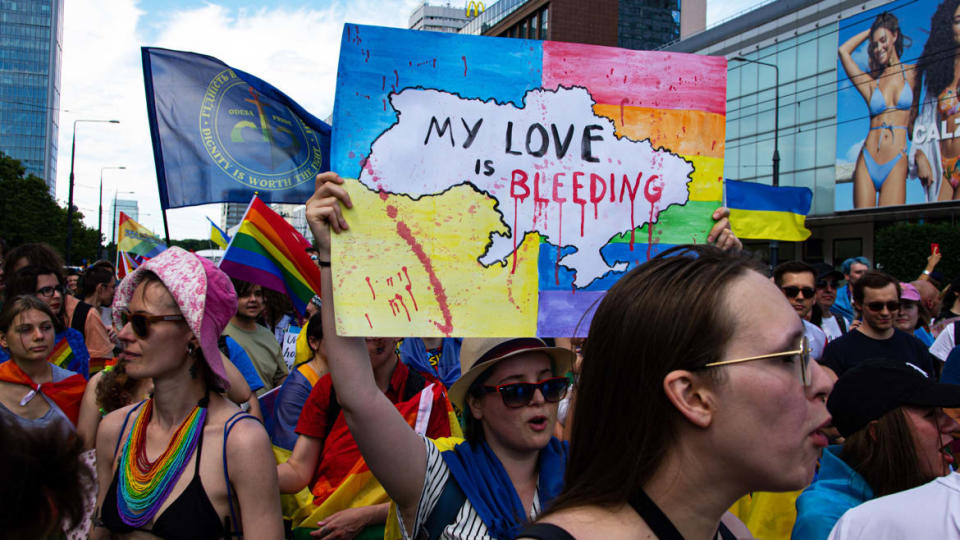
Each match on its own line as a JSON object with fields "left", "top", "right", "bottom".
{"left": 386, "top": 205, "right": 397, "bottom": 218}
{"left": 645, "top": 175, "right": 664, "bottom": 260}
{"left": 555, "top": 203, "right": 562, "bottom": 286}
{"left": 402, "top": 266, "right": 419, "bottom": 311}
{"left": 365, "top": 313, "right": 373, "bottom": 329}
{"left": 395, "top": 220, "right": 454, "bottom": 335}
{"left": 511, "top": 197, "right": 519, "bottom": 274}
{"left": 462, "top": 56, "right": 467, "bottom": 76}
{"left": 365, "top": 276, "right": 376, "bottom": 300}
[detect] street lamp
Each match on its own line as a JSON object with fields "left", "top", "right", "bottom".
{"left": 732, "top": 56, "right": 781, "bottom": 266}
{"left": 65, "top": 118, "right": 120, "bottom": 266}
{"left": 98, "top": 166, "right": 126, "bottom": 260}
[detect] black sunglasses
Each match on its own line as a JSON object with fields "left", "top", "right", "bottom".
{"left": 816, "top": 280, "right": 838, "bottom": 290}
{"left": 35, "top": 285, "right": 64, "bottom": 298}
{"left": 865, "top": 301, "right": 900, "bottom": 313}
{"left": 782, "top": 286, "right": 815, "bottom": 299}
{"left": 119, "top": 310, "right": 186, "bottom": 338}
{"left": 481, "top": 377, "right": 569, "bottom": 408}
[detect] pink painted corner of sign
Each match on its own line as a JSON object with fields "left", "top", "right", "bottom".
{"left": 540, "top": 40, "right": 727, "bottom": 115}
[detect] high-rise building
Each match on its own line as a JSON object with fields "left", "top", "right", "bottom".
{"left": 409, "top": 2, "right": 477, "bottom": 33}
{"left": 221, "top": 202, "right": 247, "bottom": 231}
{"left": 0, "top": 0, "right": 63, "bottom": 192}
{"left": 458, "top": 0, "right": 704, "bottom": 51}
{"left": 111, "top": 198, "right": 138, "bottom": 243}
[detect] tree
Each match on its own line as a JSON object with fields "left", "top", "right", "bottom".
{"left": 875, "top": 222, "right": 960, "bottom": 282}
{"left": 0, "top": 152, "right": 101, "bottom": 264}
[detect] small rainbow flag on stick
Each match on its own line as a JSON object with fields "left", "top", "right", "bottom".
{"left": 116, "top": 212, "right": 167, "bottom": 279}
{"left": 48, "top": 337, "right": 75, "bottom": 369}
{"left": 219, "top": 195, "right": 322, "bottom": 315}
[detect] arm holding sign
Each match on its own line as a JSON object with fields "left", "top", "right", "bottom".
{"left": 305, "top": 172, "right": 430, "bottom": 529}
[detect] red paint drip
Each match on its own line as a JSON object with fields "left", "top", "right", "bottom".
{"left": 365, "top": 313, "right": 373, "bottom": 328}
{"left": 386, "top": 205, "right": 397, "bottom": 218}
{"left": 378, "top": 187, "right": 389, "bottom": 201}
{"left": 393, "top": 69, "right": 399, "bottom": 88}
{"left": 579, "top": 204, "right": 585, "bottom": 237}
{"left": 394, "top": 293, "right": 411, "bottom": 321}
{"left": 402, "top": 266, "right": 418, "bottom": 311}
{"left": 395, "top": 221, "right": 454, "bottom": 335}
{"left": 644, "top": 175, "right": 664, "bottom": 260}
{"left": 511, "top": 196, "right": 519, "bottom": 274}
{"left": 365, "top": 276, "right": 376, "bottom": 299}
{"left": 462, "top": 55, "right": 468, "bottom": 76}
{"left": 619, "top": 97, "right": 629, "bottom": 128}
{"left": 555, "top": 203, "right": 562, "bottom": 286}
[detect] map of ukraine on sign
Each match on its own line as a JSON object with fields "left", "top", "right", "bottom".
{"left": 331, "top": 24, "right": 726, "bottom": 337}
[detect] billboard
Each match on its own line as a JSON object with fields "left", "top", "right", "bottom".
{"left": 835, "top": 0, "right": 960, "bottom": 210}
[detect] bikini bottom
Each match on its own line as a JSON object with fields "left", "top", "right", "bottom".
{"left": 942, "top": 155, "right": 960, "bottom": 189}
{"left": 863, "top": 147, "right": 906, "bottom": 192}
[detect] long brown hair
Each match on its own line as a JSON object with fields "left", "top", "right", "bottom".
{"left": 544, "top": 245, "right": 763, "bottom": 515}
{"left": 841, "top": 407, "right": 934, "bottom": 497}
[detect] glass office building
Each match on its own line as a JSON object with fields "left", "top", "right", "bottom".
{"left": 0, "top": 0, "right": 63, "bottom": 192}
{"left": 665, "top": 0, "right": 960, "bottom": 264}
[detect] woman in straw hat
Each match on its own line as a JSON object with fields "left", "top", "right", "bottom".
{"left": 92, "top": 247, "right": 282, "bottom": 539}
{"left": 304, "top": 172, "right": 743, "bottom": 539}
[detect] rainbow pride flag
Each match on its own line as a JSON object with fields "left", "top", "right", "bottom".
{"left": 219, "top": 195, "right": 322, "bottom": 315}
{"left": 116, "top": 212, "right": 167, "bottom": 279}
{"left": 48, "top": 337, "right": 74, "bottom": 369}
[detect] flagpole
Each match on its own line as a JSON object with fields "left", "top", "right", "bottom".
{"left": 161, "top": 207, "right": 171, "bottom": 246}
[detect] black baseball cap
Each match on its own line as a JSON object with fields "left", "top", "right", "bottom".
{"left": 827, "top": 358, "right": 960, "bottom": 438}
{"left": 813, "top": 262, "right": 843, "bottom": 284}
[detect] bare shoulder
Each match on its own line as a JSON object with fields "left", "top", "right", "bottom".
{"left": 533, "top": 505, "right": 652, "bottom": 540}
{"left": 98, "top": 400, "right": 143, "bottom": 436}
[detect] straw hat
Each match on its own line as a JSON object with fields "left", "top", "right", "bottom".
{"left": 447, "top": 337, "right": 575, "bottom": 411}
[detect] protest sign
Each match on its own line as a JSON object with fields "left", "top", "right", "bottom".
{"left": 331, "top": 24, "right": 726, "bottom": 336}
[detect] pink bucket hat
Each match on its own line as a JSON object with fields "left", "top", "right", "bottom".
{"left": 112, "top": 247, "right": 238, "bottom": 389}
{"left": 900, "top": 282, "right": 921, "bottom": 302}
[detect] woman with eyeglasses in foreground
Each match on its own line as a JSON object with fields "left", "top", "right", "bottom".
{"left": 792, "top": 358, "right": 960, "bottom": 540}
{"left": 92, "top": 247, "right": 282, "bottom": 540}
{"left": 521, "top": 245, "right": 833, "bottom": 540}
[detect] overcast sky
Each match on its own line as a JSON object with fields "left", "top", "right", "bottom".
{"left": 56, "top": 0, "right": 758, "bottom": 240}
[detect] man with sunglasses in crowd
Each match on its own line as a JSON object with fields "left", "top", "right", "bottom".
{"left": 773, "top": 261, "right": 828, "bottom": 362}
{"left": 821, "top": 271, "right": 940, "bottom": 378}
{"left": 811, "top": 263, "right": 849, "bottom": 341}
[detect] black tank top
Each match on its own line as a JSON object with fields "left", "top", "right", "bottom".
{"left": 517, "top": 489, "right": 737, "bottom": 540}
{"left": 98, "top": 402, "right": 230, "bottom": 539}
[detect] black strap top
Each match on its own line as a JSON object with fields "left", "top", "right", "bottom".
{"left": 516, "top": 489, "right": 737, "bottom": 540}
{"left": 98, "top": 401, "right": 231, "bottom": 539}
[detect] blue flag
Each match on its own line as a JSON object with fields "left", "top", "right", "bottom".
{"left": 142, "top": 47, "right": 331, "bottom": 209}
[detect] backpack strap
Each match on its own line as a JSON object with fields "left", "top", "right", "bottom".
{"left": 837, "top": 315, "right": 847, "bottom": 333}
{"left": 222, "top": 411, "right": 263, "bottom": 538}
{"left": 717, "top": 522, "right": 737, "bottom": 540}
{"left": 402, "top": 368, "right": 427, "bottom": 401}
{"left": 324, "top": 384, "right": 342, "bottom": 445}
{"left": 71, "top": 301, "right": 93, "bottom": 334}
{"left": 424, "top": 476, "right": 466, "bottom": 540}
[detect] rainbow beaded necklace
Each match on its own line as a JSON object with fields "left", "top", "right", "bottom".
{"left": 116, "top": 397, "right": 208, "bottom": 527}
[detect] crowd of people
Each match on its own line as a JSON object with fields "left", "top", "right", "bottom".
{"left": 0, "top": 173, "right": 959, "bottom": 540}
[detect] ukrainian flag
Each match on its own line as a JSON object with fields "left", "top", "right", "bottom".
{"left": 725, "top": 179, "right": 812, "bottom": 242}
{"left": 207, "top": 217, "right": 231, "bottom": 249}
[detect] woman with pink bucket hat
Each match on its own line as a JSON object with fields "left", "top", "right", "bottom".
{"left": 91, "top": 247, "right": 283, "bottom": 539}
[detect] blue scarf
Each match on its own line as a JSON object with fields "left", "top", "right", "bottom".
{"left": 399, "top": 338, "right": 462, "bottom": 388}
{"left": 440, "top": 437, "right": 567, "bottom": 539}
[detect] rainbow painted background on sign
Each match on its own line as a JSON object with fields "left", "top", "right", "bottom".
{"left": 331, "top": 24, "right": 725, "bottom": 337}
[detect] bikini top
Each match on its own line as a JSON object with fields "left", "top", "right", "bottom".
{"left": 869, "top": 64, "right": 912, "bottom": 117}
{"left": 98, "top": 401, "right": 232, "bottom": 539}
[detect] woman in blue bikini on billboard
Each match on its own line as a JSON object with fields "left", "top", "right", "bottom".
{"left": 839, "top": 12, "right": 915, "bottom": 208}
{"left": 912, "top": 0, "right": 960, "bottom": 202}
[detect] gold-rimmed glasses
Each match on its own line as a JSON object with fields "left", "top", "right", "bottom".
{"left": 701, "top": 337, "right": 811, "bottom": 386}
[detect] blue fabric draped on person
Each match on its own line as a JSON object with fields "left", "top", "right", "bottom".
{"left": 399, "top": 338, "right": 462, "bottom": 388}
{"left": 440, "top": 437, "right": 566, "bottom": 539}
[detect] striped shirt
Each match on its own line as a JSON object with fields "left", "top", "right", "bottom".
{"left": 399, "top": 436, "right": 541, "bottom": 540}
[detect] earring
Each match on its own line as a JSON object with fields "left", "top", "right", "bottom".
{"left": 187, "top": 344, "right": 197, "bottom": 355}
